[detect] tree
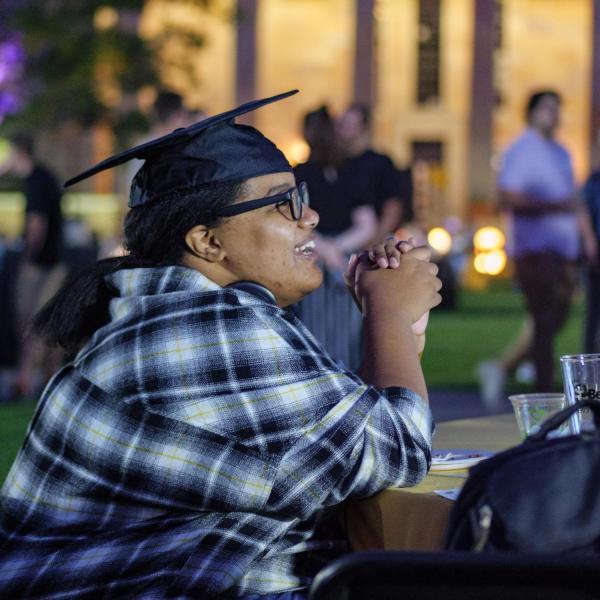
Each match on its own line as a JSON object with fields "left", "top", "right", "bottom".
{"left": 0, "top": 0, "right": 211, "bottom": 142}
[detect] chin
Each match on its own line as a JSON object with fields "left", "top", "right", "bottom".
{"left": 301, "top": 269, "right": 325, "bottom": 299}
{"left": 277, "top": 266, "right": 324, "bottom": 307}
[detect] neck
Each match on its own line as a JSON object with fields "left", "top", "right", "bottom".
{"left": 530, "top": 124, "right": 554, "bottom": 140}
{"left": 347, "top": 137, "right": 369, "bottom": 157}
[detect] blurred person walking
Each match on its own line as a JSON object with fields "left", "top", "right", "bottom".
{"left": 294, "top": 106, "right": 377, "bottom": 369}
{"left": 0, "top": 133, "right": 65, "bottom": 397}
{"left": 479, "top": 90, "right": 595, "bottom": 401}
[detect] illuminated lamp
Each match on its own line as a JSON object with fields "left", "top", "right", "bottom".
{"left": 94, "top": 6, "right": 119, "bottom": 31}
{"left": 473, "top": 226, "right": 505, "bottom": 252}
{"left": 283, "top": 138, "right": 310, "bottom": 166}
{"left": 474, "top": 249, "right": 507, "bottom": 275}
{"left": 427, "top": 227, "right": 452, "bottom": 255}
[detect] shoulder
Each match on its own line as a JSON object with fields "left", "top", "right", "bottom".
{"left": 362, "top": 149, "right": 394, "bottom": 167}
{"left": 346, "top": 151, "right": 395, "bottom": 178}
{"left": 31, "top": 163, "right": 60, "bottom": 185}
{"left": 586, "top": 170, "right": 600, "bottom": 185}
{"left": 499, "top": 132, "right": 538, "bottom": 174}
{"left": 552, "top": 140, "right": 573, "bottom": 161}
{"left": 27, "top": 164, "right": 62, "bottom": 201}
{"left": 502, "top": 131, "right": 532, "bottom": 156}
{"left": 582, "top": 171, "right": 600, "bottom": 198}
{"left": 75, "top": 284, "right": 300, "bottom": 395}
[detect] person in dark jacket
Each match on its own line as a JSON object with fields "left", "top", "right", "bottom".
{"left": 0, "top": 132, "right": 65, "bottom": 397}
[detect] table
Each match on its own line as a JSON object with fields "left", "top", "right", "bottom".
{"left": 346, "top": 413, "right": 521, "bottom": 551}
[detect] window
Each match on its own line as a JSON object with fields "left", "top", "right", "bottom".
{"left": 417, "top": 0, "right": 441, "bottom": 105}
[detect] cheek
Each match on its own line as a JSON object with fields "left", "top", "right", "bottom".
{"left": 245, "top": 230, "right": 294, "bottom": 278}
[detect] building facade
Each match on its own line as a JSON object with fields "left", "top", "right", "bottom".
{"left": 141, "top": 0, "right": 598, "bottom": 225}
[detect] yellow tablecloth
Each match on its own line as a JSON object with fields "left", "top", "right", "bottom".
{"left": 346, "top": 413, "right": 521, "bottom": 551}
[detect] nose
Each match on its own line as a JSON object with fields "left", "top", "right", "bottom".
{"left": 300, "top": 205, "right": 319, "bottom": 229}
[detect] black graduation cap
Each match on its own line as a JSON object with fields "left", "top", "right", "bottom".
{"left": 64, "top": 89, "right": 298, "bottom": 207}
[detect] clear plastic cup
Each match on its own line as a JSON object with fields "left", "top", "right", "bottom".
{"left": 560, "top": 354, "right": 600, "bottom": 433}
{"left": 509, "top": 393, "right": 569, "bottom": 439}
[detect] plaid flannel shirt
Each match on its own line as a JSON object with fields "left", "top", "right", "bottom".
{"left": 0, "top": 266, "right": 432, "bottom": 598}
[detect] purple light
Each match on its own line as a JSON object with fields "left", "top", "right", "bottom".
{"left": 0, "top": 33, "right": 25, "bottom": 122}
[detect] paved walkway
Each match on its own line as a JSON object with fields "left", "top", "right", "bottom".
{"left": 429, "top": 388, "right": 511, "bottom": 423}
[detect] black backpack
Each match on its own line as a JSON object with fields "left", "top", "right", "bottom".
{"left": 444, "top": 399, "right": 600, "bottom": 553}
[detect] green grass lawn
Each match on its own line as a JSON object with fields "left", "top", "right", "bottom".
{"left": 422, "top": 279, "right": 584, "bottom": 389}
{"left": 0, "top": 399, "right": 36, "bottom": 485}
{"left": 0, "top": 281, "right": 585, "bottom": 484}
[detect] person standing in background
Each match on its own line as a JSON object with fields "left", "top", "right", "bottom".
{"left": 335, "top": 103, "right": 407, "bottom": 244}
{"left": 0, "top": 132, "right": 65, "bottom": 397}
{"left": 145, "top": 90, "right": 203, "bottom": 141}
{"left": 580, "top": 150, "right": 600, "bottom": 352}
{"left": 107, "top": 90, "right": 204, "bottom": 259}
{"left": 125, "top": 90, "right": 203, "bottom": 191}
{"left": 294, "top": 106, "right": 377, "bottom": 369}
{"left": 481, "top": 90, "right": 595, "bottom": 398}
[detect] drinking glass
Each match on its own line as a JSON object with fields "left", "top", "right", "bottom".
{"left": 508, "top": 393, "right": 570, "bottom": 439}
{"left": 560, "top": 354, "right": 600, "bottom": 433}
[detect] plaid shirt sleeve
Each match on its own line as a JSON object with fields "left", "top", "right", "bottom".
{"left": 0, "top": 267, "right": 432, "bottom": 598}
{"left": 74, "top": 289, "right": 432, "bottom": 511}
{"left": 77, "top": 283, "right": 432, "bottom": 510}
{"left": 224, "top": 302, "right": 433, "bottom": 516}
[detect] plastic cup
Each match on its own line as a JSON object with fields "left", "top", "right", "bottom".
{"left": 560, "top": 354, "right": 600, "bottom": 433}
{"left": 509, "top": 393, "right": 569, "bottom": 439}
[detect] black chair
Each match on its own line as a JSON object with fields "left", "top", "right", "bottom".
{"left": 308, "top": 551, "right": 600, "bottom": 600}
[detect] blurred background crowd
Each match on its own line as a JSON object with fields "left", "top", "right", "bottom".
{"left": 1, "top": 0, "right": 600, "bottom": 412}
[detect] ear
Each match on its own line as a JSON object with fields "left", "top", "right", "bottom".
{"left": 184, "top": 225, "right": 226, "bottom": 262}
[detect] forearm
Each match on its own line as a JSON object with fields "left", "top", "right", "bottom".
{"left": 335, "top": 205, "right": 377, "bottom": 252}
{"left": 24, "top": 213, "right": 48, "bottom": 260}
{"left": 578, "top": 205, "right": 598, "bottom": 261}
{"left": 359, "top": 301, "right": 428, "bottom": 402}
{"left": 500, "top": 189, "right": 576, "bottom": 216}
{"left": 373, "top": 198, "right": 402, "bottom": 241}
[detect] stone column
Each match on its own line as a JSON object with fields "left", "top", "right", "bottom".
{"left": 353, "top": 0, "right": 376, "bottom": 107}
{"left": 235, "top": 0, "right": 258, "bottom": 114}
{"left": 467, "top": 0, "right": 495, "bottom": 205}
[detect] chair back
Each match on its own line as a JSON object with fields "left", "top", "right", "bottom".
{"left": 308, "top": 551, "right": 600, "bottom": 600}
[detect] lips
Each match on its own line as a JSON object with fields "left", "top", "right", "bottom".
{"left": 294, "top": 238, "right": 316, "bottom": 258}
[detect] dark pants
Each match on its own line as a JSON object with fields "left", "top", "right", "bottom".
{"left": 515, "top": 252, "right": 576, "bottom": 392}
{"left": 584, "top": 263, "right": 600, "bottom": 353}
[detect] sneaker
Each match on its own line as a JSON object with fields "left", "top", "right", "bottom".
{"left": 515, "top": 361, "right": 536, "bottom": 385}
{"left": 476, "top": 360, "right": 506, "bottom": 410}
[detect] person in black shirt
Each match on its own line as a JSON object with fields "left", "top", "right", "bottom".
{"left": 0, "top": 133, "right": 65, "bottom": 397}
{"left": 294, "top": 106, "right": 377, "bottom": 369}
{"left": 336, "top": 103, "right": 409, "bottom": 244}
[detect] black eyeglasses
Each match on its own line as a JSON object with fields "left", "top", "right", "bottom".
{"left": 217, "top": 181, "right": 309, "bottom": 220}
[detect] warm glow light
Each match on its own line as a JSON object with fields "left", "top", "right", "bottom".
{"left": 474, "top": 249, "right": 507, "bottom": 276}
{"left": 427, "top": 227, "right": 452, "bottom": 255}
{"left": 473, "top": 226, "right": 505, "bottom": 252}
{"left": 137, "top": 86, "right": 157, "bottom": 112}
{"left": 0, "top": 139, "right": 10, "bottom": 164}
{"left": 283, "top": 138, "right": 310, "bottom": 166}
{"left": 94, "top": 6, "right": 119, "bottom": 30}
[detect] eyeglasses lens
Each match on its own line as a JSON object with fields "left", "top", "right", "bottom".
{"left": 292, "top": 182, "right": 309, "bottom": 220}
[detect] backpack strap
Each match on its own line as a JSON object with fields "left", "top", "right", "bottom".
{"left": 529, "top": 399, "right": 600, "bottom": 442}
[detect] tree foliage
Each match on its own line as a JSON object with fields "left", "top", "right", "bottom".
{"left": 1, "top": 0, "right": 212, "bottom": 140}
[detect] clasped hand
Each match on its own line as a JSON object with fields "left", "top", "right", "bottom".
{"left": 344, "top": 237, "right": 442, "bottom": 349}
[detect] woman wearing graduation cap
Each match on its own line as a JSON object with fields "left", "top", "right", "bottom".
{"left": 0, "top": 91, "right": 441, "bottom": 599}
